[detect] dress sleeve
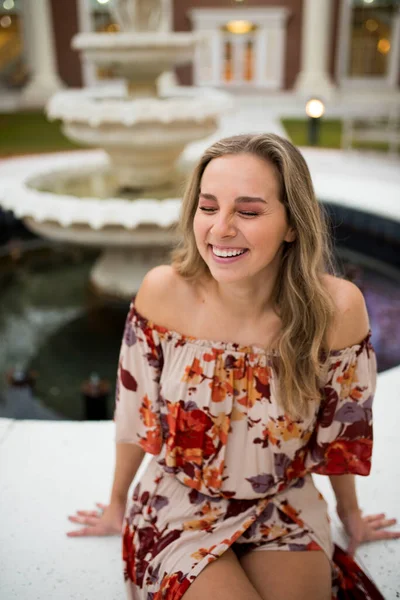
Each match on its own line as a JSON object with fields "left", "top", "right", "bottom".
{"left": 113, "top": 303, "right": 164, "bottom": 454}
{"left": 306, "top": 333, "right": 377, "bottom": 476}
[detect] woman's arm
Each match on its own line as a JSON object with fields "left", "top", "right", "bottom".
{"left": 110, "top": 442, "right": 146, "bottom": 506}
{"left": 67, "top": 443, "right": 145, "bottom": 537}
{"left": 320, "top": 279, "right": 400, "bottom": 552}
{"left": 329, "top": 474, "right": 359, "bottom": 514}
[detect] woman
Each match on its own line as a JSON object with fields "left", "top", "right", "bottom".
{"left": 68, "top": 134, "right": 399, "bottom": 599}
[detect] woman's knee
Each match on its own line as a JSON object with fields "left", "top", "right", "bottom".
{"left": 240, "top": 549, "right": 331, "bottom": 600}
{"left": 182, "top": 548, "right": 263, "bottom": 600}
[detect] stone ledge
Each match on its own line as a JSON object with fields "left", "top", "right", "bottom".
{"left": 0, "top": 366, "right": 399, "bottom": 599}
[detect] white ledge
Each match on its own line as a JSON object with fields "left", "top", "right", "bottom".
{"left": 0, "top": 366, "right": 399, "bottom": 599}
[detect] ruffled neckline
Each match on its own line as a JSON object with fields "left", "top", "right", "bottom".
{"left": 130, "top": 304, "right": 372, "bottom": 359}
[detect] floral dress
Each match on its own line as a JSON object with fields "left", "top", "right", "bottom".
{"left": 114, "top": 303, "right": 382, "bottom": 600}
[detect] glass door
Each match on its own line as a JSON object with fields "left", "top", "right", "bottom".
{"left": 338, "top": 0, "right": 400, "bottom": 88}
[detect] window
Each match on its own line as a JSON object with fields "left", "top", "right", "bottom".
{"left": 0, "top": 0, "right": 28, "bottom": 90}
{"left": 348, "top": 2, "right": 398, "bottom": 77}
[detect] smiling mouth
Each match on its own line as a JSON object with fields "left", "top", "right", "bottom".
{"left": 210, "top": 245, "right": 248, "bottom": 258}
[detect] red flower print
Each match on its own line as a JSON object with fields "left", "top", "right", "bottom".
{"left": 119, "top": 364, "right": 138, "bottom": 392}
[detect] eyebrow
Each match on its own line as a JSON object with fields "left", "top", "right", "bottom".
{"left": 199, "top": 193, "right": 267, "bottom": 204}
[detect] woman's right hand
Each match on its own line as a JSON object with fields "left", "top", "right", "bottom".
{"left": 67, "top": 501, "right": 125, "bottom": 537}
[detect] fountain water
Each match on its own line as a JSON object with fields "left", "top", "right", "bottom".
{"left": 1, "top": 0, "right": 230, "bottom": 298}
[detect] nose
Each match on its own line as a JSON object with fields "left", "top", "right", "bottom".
{"left": 211, "top": 211, "right": 237, "bottom": 238}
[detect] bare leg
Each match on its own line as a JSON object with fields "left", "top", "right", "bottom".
{"left": 182, "top": 548, "right": 263, "bottom": 600}
{"left": 240, "top": 550, "right": 331, "bottom": 600}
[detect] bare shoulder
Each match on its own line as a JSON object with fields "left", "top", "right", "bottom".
{"left": 322, "top": 274, "right": 370, "bottom": 350}
{"left": 134, "top": 265, "right": 196, "bottom": 328}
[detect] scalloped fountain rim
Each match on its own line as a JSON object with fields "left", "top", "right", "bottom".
{"left": 72, "top": 31, "right": 204, "bottom": 50}
{"left": 0, "top": 151, "right": 182, "bottom": 230}
{"left": 47, "top": 87, "right": 233, "bottom": 126}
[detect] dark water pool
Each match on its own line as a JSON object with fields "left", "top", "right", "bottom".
{"left": 0, "top": 246, "right": 399, "bottom": 420}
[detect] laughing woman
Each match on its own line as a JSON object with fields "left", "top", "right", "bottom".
{"left": 68, "top": 133, "right": 399, "bottom": 599}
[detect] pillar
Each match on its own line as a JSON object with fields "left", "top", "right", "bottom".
{"left": 295, "top": 0, "right": 335, "bottom": 101}
{"left": 21, "top": 0, "right": 64, "bottom": 108}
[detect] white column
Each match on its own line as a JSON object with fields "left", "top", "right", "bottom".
{"left": 155, "top": 0, "right": 178, "bottom": 91}
{"left": 21, "top": 0, "right": 64, "bottom": 108}
{"left": 295, "top": 0, "right": 335, "bottom": 100}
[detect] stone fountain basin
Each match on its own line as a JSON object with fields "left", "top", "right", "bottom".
{"left": 47, "top": 87, "right": 231, "bottom": 128}
{"left": 0, "top": 151, "right": 181, "bottom": 240}
{"left": 47, "top": 87, "right": 231, "bottom": 188}
{"left": 72, "top": 32, "right": 203, "bottom": 81}
{"left": 0, "top": 151, "right": 183, "bottom": 297}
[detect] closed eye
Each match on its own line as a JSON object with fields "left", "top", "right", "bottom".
{"left": 200, "top": 207, "right": 259, "bottom": 217}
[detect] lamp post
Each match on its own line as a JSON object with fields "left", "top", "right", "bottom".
{"left": 305, "top": 98, "right": 325, "bottom": 146}
{"left": 81, "top": 373, "right": 110, "bottom": 420}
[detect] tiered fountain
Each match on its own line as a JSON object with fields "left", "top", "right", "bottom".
{"left": 1, "top": 0, "right": 230, "bottom": 298}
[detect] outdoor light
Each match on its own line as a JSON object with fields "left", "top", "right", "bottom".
{"left": 0, "top": 15, "right": 11, "bottom": 27}
{"left": 363, "top": 0, "right": 374, "bottom": 4}
{"left": 96, "top": 0, "right": 110, "bottom": 4}
{"left": 377, "top": 38, "right": 391, "bottom": 54}
{"left": 81, "top": 373, "right": 110, "bottom": 420}
{"left": 226, "top": 20, "right": 253, "bottom": 35}
{"left": 305, "top": 98, "right": 325, "bottom": 146}
{"left": 365, "top": 19, "right": 378, "bottom": 32}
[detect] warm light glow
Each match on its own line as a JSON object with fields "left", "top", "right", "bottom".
{"left": 365, "top": 19, "right": 378, "bottom": 32}
{"left": 96, "top": 0, "right": 110, "bottom": 4}
{"left": 3, "top": 0, "right": 14, "bottom": 10}
{"left": 107, "top": 23, "right": 120, "bottom": 32}
{"left": 305, "top": 98, "right": 325, "bottom": 119}
{"left": 225, "top": 20, "right": 253, "bottom": 35}
{"left": 0, "top": 15, "right": 11, "bottom": 27}
{"left": 377, "top": 38, "right": 391, "bottom": 54}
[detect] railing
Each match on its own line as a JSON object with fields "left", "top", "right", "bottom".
{"left": 342, "top": 105, "right": 400, "bottom": 155}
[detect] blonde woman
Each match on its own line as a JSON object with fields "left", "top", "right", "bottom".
{"left": 68, "top": 134, "right": 399, "bottom": 599}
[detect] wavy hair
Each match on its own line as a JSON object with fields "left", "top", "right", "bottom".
{"left": 172, "top": 133, "right": 336, "bottom": 418}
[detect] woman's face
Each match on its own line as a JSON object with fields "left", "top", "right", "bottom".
{"left": 193, "top": 153, "right": 295, "bottom": 286}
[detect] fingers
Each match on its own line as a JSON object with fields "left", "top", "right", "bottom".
{"left": 363, "top": 513, "right": 385, "bottom": 523}
{"left": 68, "top": 515, "right": 99, "bottom": 526}
{"left": 371, "top": 518, "right": 397, "bottom": 531}
{"left": 369, "top": 528, "right": 400, "bottom": 541}
{"left": 76, "top": 510, "right": 100, "bottom": 518}
{"left": 67, "top": 527, "right": 98, "bottom": 537}
{"left": 96, "top": 502, "right": 108, "bottom": 510}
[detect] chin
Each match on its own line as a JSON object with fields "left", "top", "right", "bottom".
{"left": 207, "top": 265, "right": 252, "bottom": 285}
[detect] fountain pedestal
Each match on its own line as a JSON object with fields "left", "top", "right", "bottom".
{"left": 91, "top": 247, "right": 172, "bottom": 299}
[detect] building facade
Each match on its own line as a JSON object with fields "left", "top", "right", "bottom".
{"left": 0, "top": 0, "right": 399, "bottom": 106}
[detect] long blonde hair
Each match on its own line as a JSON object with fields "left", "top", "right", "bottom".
{"left": 172, "top": 133, "right": 336, "bottom": 418}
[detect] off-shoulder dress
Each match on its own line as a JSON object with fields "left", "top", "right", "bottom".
{"left": 114, "top": 303, "right": 382, "bottom": 600}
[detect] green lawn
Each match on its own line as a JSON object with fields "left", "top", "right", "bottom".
{"left": 281, "top": 118, "right": 390, "bottom": 151}
{"left": 0, "top": 111, "right": 82, "bottom": 156}
{"left": 0, "top": 112, "right": 391, "bottom": 156}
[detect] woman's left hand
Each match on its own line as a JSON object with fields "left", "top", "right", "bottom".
{"left": 337, "top": 508, "right": 400, "bottom": 555}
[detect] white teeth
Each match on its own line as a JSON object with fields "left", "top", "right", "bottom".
{"left": 212, "top": 246, "right": 246, "bottom": 258}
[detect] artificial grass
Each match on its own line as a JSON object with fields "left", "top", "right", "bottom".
{"left": 281, "top": 118, "right": 390, "bottom": 151}
{"left": 0, "top": 111, "right": 82, "bottom": 156}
